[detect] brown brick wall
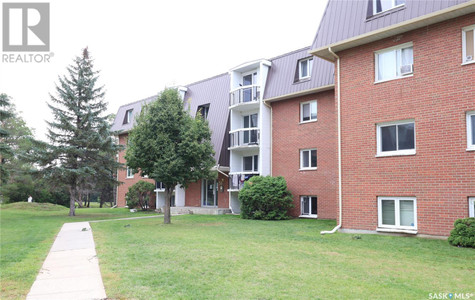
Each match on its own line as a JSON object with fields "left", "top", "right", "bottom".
{"left": 185, "top": 173, "right": 230, "bottom": 208}
{"left": 337, "top": 14, "right": 475, "bottom": 236}
{"left": 271, "top": 90, "right": 338, "bottom": 219}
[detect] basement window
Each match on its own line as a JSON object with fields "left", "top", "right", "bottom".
{"left": 469, "top": 197, "right": 475, "bottom": 217}
{"left": 378, "top": 196, "right": 417, "bottom": 231}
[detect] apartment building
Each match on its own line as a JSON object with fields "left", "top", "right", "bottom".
{"left": 311, "top": 0, "right": 475, "bottom": 236}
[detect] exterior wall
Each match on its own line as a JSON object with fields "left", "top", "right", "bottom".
{"left": 337, "top": 14, "right": 475, "bottom": 236}
{"left": 271, "top": 90, "right": 337, "bottom": 219}
{"left": 185, "top": 173, "right": 230, "bottom": 208}
{"left": 117, "top": 133, "right": 155, "bottom": 207}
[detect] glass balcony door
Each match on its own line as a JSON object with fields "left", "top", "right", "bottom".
{"left": 202, "top": 179, "right": 218, "bottom": 207}
{"left": 243, "top": 114, "right": 258, "bottom": 145}
{"left": 242, "top": 72, "right": 256, "bottom": 102}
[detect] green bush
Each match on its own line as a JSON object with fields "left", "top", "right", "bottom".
{"left": 239, "top": 176, "right": 293, "bottom": 220}
{"left": 126, "top": 181, "right": 155, "bottom": 210}
{"left": 448, "top": 217, "right": 475, "bottom": 248}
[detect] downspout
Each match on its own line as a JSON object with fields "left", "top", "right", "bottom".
{"left": 263, "top": 100, "right": 272, "bottom": 176}
{"left": 321, "top": 47, "right": 342, "bottom": 235}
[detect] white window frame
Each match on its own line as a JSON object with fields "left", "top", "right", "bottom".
{"left": 375, "top": 42, "right": 413, "bottom": 83}
{"left": 469, "top": 197, "right": 475, "bottom": 218}
{"left": 300, "top": 196, "right": 318, "bottom": 218}
{"left": 300, "top": 100, "right": 317, "bottom": 123}
{"left": 298, "top": 57, "right": 313, "bottom": 80}
{"left": 376, "top": 119, "right": 416, "bottom": 157}
{"left": 377, "top": 196, "right": 417, "bottom": 231}
{"left": 462, "top": 24, "right": 475, "bottom": 65}
{"left": 123, "top": 109, "right": 133, "bottom": 124}
{"left": 467, "top": 111, "right": 475, "bottom": 151}
{"left": 126, "top": 167, "right": 134, "bottom": 178}
{"left": 300, "top": 148, "right": 317, "bottom": 170}
{"left": 373, "top": 0, "right": 405, "bottom": 15}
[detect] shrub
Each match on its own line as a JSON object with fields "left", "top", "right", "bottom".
{"left": 239, "top": 176, "right": 293, "bottom": 220}
{"left": 448, "top": 217, "right": 475, "bottom": 248}
{"left": 126, "top": 181, "right": 155, "bottom": 210}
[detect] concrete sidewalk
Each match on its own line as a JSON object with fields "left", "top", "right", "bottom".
{"left": 26, "top": 222, "right": 107, "bottom": 300}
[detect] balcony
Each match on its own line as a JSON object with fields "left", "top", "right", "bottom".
{"left": 228, "top": 173, "right": 259, "bottom": 191}
{"left": 229, "top": 85, "right": 260, "bottom": 107}
{"left": 229, "top": 128, "right": 260, "bottom": 149}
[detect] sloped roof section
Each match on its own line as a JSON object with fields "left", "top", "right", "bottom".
{"left": 184, "top": 73, "right": 230, "bottom": 164}
{"left": 110, "top": 95, "right": 156, "bottom": 133}
{"left": 312, "top": 0, "right": 472, "bottom": 50}
{"left": 263, "top": 47, "right": 334, "bottom": 101}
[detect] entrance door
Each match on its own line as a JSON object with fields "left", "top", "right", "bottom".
{"left": 202, "top": 179, "right": 218, "bottom": 207}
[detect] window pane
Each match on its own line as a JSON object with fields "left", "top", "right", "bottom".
{"left": 397, "top": 123, "right": 415, "bottom": 150}
{"left": 381, "top": 200, "right": 396, "bottom": 225}
{"left": 311, "top": 150, "right": 317, "bottom": 167}
{"left": 381, "top": 125, "right": 397, "bottom": 151}
{"left": 243, "top": 156, "right": 252, "bottom": 171}
{"left": 471, "top": 115, "right": 475, "bottom": 145}
{"left": 243, "top": 74, "right": 252, "bottom": 86}
{"left": 302, "top": 197, "right": 309, "bottom": 215}
{"left": 302, "top": 150, "right": 309, "bottom": 168}
{"left": 379, "top": 0, "right": 394, "bottom": 12}
{"left": 300, "top": 60, "right": 308, "bottom": 78}
{"left": 401, "top": 47, "right": 413, "bottom": 68}
{"left": 250, "top": 114, "right": 258, "bottom": 127}
{"left": 378, "top": 50, "right": 397, "bottom": 80}
{"left": 311, "top": 197, "right": 318, "bottom": 215}
{"left": 310, "top": 101, "right": 317, "bottom": 120}
{"left": 466, "top": 29, "right": 474, "bottom": 61}
{"left": 395, "top": 0, "right": 405, "bottom": 5}
{"left": 244, "top": 116, "right": 249, "bottom": 128}
{"left": 309, "top": 59, "right": 314, "bottom": 77}
{"left": 253, "top": 155, "right": 258, "bottom": 172}
{"left": 302, "top": 103, "right": 310, "bottom": 121}
{"left": 400, "top": 200, "right": 414, "bottom": 226}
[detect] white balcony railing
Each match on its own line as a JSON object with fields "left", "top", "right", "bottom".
{"left": 229, "top": 85, "right": 260, "bottom": 106}
{"left": 229, "top": 128, "right": 259, "bottom": 148}
{"left": 229, "top": 173, "right": 259, "bottom": 191}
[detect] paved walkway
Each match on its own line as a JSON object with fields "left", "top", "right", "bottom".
{"left": 26, "top": 222, "right": 107, "bottom": 300}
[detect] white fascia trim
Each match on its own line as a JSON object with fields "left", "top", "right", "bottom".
{"left": 263, "top": 84, "right": 335, "bottom": 103}
{"left": 229, "top": 59, "right": 272, "bottom": 73}
{"left": 310, "top": 1, "right": 475, "bottom": 61}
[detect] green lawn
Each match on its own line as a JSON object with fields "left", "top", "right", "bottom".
{"left": 92, "top": 215, "right": 475, "bottom": 300}
{"left": 0, "top": 202, "right": 156, "bottom": 299}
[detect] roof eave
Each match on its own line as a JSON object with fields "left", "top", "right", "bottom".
{"left": 264, "top": 84, "right": 335, "bottom": 104}
{"left": 310, "top": 1, "right": 475, "bottom": 62}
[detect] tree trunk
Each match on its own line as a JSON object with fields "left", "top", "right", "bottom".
{"left": 164, "top": 187, "right": 172, "bottom": 224}
{"left": 86, "top": 192, "right": 90, "bottom": 208}
{"left": 68, "top": 186, "right": 76, "bottom": 216}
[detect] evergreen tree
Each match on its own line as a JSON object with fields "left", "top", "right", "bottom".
{"left": 125, "top": 88, "right": 215, "bottom": 224}
{"left": 29, "top": 48, "right": 122, "bottom": 216}
{"left": 0, "top": 93, "right": 13, "bottom": 185}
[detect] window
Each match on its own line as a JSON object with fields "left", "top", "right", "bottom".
{"left": 197, "top": 104, "right": 210, "bottom": 119}
{"left": 300, "top": 149, "right": 317, "bottom": 170}
{"left": 467, "top": 111, "right": 475, "bottom": 151}
{"left": 375, "top": 42, "right": 413, "bottom": 82}
{"left": 243, "top": 114, "right": 258, "bottom": 144}
{"left": 298, "top": 57, "right": 313, "bottom": 80}
{"left": 469, "top": 197, "right": 475, "bottom": 218}
{"left": 126, "top": 167, "right": 134, "bottom": 178}
{"left": 377, "top": 120, "right": 415, "bottom": 156}
{"left": 378, "top": 196, "right": 417, "bottom": 231}
{"left": 300, "top": 100, "right": 317, "bottom": 123}
{"left": 243, "top": 155, "right": 258, "bottom": 172}
{"left": 155, "top": 181, "right": 165, "bottom": 190}
{"left": 462, "top": 25, "right": 475, "bottom": 64}
{"left": 123, "top": 109, "right": 133, "bottom": 124}
{"left": 373, "top": 0, "right": 405, "bottom": 14}
{"left": 300, "top": 196, "right": 317, "bottom": 217}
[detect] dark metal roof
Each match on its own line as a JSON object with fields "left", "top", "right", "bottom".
{"left": 263, "top": 47, "right": 334, "bottom": 100}
{"left": 312, "top": 0, "right": 472, "bottom": 50}
{"left": 110, "top": 95, "right": 156, "bottom": 133}
{"left": 183, "top": 73, "right": 230, "bottom": 164}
